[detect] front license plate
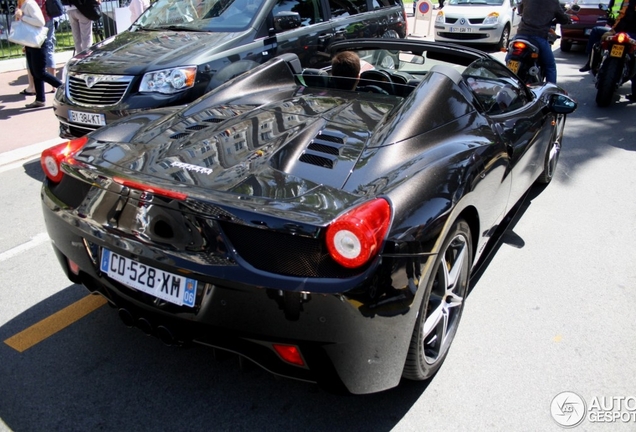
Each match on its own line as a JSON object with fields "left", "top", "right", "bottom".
{"left": 507, "top": 60, "right": 520, "bottom": 74}
{"left": 69, "top": 110, "right": 106, "bottom": 126}
{"left": 450, "top": 27, "right": 471, "bottom": 33}
{"left": 610, "top": 44, "right": 625, "bottom": 57}
{"left": 100, "top": 249, "right": 197, "bottom": 307}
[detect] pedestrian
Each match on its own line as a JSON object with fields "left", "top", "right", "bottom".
{"left": 14, "top": 0, "right": 63, "bottom": 108}
{"left": 20, "top": 1, "right": 57, "bottom": 95}
{"left": 128, "top": 0, "right": 150, "bottom": 23}
{"left": 66, "top": 0, "right": 100, "bottom": 53}
{"left": 506, "top": 0, "right": 571, "bottom": 83}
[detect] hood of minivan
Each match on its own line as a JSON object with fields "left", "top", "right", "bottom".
{"left": 66, "top": 29, "right": 248, "bottom": 76}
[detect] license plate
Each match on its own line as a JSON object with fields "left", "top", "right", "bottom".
{"left": 69, "top": 110, "right": 106, "bottom": 126}
{"left": 610, "top": 44, "right": 625, "bottom": 57}
{"left": 450, "top": 27, "right": 471, "bottom": 33}
{"left": 507, "top": 60, "right": 520, "bottom": 74}
{"left": 100, "top": 249, "right": 197, "bottom": 307}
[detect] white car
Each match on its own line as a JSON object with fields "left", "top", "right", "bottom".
{"left": 434, "top": 0, "right": 521, "bottom": 50}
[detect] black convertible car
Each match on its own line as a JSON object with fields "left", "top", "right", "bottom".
{"left": 40, "top": 39, "right": 577, "bottom": 394}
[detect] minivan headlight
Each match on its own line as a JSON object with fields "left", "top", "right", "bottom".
{"left": 140, "top": 66, "right": 197, "bottom": 94}
{"left": 483, "top": 12, "right": 500, "bottom": 25}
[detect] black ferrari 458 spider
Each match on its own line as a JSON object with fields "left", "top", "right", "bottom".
{"left": 40, "top": 39, "right": 577, "bottom": 394}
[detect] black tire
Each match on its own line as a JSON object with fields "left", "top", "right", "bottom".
{"left": 537, "top": 114, "right": 565, "bottom": 185}
{"left": 560, "top": 40, "right": 572, "bottom": 52}
{"left": 496, "top": 25, "right": 511, "bottom": 51}
{"left": 403, "top": 219, "right": 472, "bottom": 381}
{"left": 596, "top": 57, "right": 621, "bottom": 107}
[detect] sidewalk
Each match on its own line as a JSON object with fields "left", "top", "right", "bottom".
{"left": 0, "top": 51, "right": 73, "bottom": 164}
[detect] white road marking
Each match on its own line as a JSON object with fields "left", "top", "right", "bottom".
{"left": 0, "top": 232, "right": 50, "bottom": 263}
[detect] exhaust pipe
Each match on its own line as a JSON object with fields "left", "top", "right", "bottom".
{"left": 156, "top": 325, "right": 176, "bottom": 346}
{"left": 136, "top": 317, "right": 153, "bottom": 335}
{"left": 118, "top": 308, "right": 135, "bottom": 327}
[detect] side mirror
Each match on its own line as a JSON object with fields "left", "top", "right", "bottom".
{"left": 570, "top": 4, "right": 581, "bottom": 12}
{"left": 598, "top": 3, "right": 608, "bottom": 10}
{"left": 273, "top": 11, "right": 301, "bottom": 32}
{"left": 549, "top": 94, "right": 577, "bottom": 114}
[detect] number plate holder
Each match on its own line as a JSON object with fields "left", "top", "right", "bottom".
{"left": 69, "top": 110, "right": 106, "bottom": 126}
{"left": 100, "top": 248, "right": 197, "bottom": 307}
{"left": 610, "top": 44, "right": 625, "bottom": 58}
{"left": 507, "top": 60, "right": 520, "bottom": 74}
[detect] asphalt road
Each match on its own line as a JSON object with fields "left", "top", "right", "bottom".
{"left": 0, "top": 40, "right": 635, "bottom": 432}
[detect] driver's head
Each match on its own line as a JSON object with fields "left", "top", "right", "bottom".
{"left": 331, "top": 51, "right": 361, "bottom": 90}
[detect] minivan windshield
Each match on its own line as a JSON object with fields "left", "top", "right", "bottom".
{"left": 136, "top": 0, "right": 263, "bottom": 31}
{"left": 447, "top": 0, "right": 505, "bottom": 5}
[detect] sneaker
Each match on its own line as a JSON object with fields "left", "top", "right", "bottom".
{"left": 579, "top": 63, "right": 591, "bottom": 72}
{"left": 25, "top": 101, "right": 46, "bottom": 109}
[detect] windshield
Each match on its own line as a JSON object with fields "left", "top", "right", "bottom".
{"left": 570, "top": 0, "right": 610, "bottom": 5}
{"left": 447, "top": 0, "right": 505, "bottom": 5}
{"left": 136, "top": 0, "right": 264, "bottom": 31}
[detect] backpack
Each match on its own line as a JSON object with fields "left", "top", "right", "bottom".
{"left": 45, "top": 0, "right": 65, "bottom": 18}
{"left": 70, "top": 0, "right": 102, "bottom": 21}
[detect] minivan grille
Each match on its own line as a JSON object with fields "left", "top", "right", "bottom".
{"left": 67, "top": 73, "right": 133, "bottom": 106}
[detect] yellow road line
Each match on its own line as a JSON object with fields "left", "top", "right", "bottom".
{"left": 4, "top": 294, "right": 107, "bottom": 353}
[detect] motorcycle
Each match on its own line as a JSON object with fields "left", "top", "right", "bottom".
{"left": 592, "top": 31, "right": 636, "bottom": 107}
{"left": 505, "top": 17, "right": 565, "bottom": 86}
{"left": 505, "top": 37, "right": 544, "bottom": 85}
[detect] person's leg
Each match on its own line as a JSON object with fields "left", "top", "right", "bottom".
{"left": 68, "top": 9, "right": 82, "bottom": 54}
{"left": 27, "top": 71, "right": 35, "bottom": 93}
{"left": 580, "top": 26, "right": 610, "bottom": 71}
{"left": 25, "top": 47, "right": 46, "bottom": 107}
{"left": 529, "top": 35, "right": 557, "bottom": 83}
{"left": 44, "top": 20, "right": 57, "bottom": 92}
{"left": 78, "top": 14, "right": 94, "bottom": 52}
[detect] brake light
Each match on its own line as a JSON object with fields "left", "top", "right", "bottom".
{"left": 510, "top": 41, "right": 526, "bottom": 56}
{"left": 570, "top": 15, "right": 579, "bottom": 22}
{"left": 40, "top": 136, "right": 88, "bottom": 183}
{"left": 617, "top": 32, "right": 628, "bottom": 44}
{"left": 113, "top": 177, "right": 188, "bottom": 201}
{"left": 273, "top": 344, "right": 305, "bottom": 367}
{"left": 325, "top": 198, "right": 391, "bottom": 268}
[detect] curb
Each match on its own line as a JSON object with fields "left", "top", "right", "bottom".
{"left": 0, "top": 138, "right": 65, "bottom": 174}
{"left": 0, "top": 50, "right": 74, "bottom": 73}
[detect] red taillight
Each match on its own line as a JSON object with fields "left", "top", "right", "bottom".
{"left": 113, "top": 177, "right": 188, "bottom": 201}
{"left": 510, "top": 41, "right": 526, "bottom": 56}
{"left": 40, "top": 136, "right": 88, "bottom": 183}
{"left": 273, "top": 344, "right": 305, "bottom": 367}
{"left": 512, "top": 41, "right": 526, "bottom": 50}
{"left": 617, "top": 32, "right": 628, "bottom": 44}
{"left": 570, "top": 15, "right": 579, "bottom": 22}
{"left": 325, "top": 198, "right": 391, "bottom": 269}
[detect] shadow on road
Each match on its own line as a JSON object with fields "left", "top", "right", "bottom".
{"left": 0, "top": 284, "right": 430, "bottom": 431}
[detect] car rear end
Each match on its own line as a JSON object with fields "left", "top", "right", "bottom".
{"left": 39, "top": 109, "right": 417, "bottom": 394}
{"left": 560, "top": 1, "right": 611, "bottom": 51}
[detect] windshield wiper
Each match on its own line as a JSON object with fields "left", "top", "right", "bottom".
{"left": 140, "top": 25, "right": 207, "bottom": 32}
